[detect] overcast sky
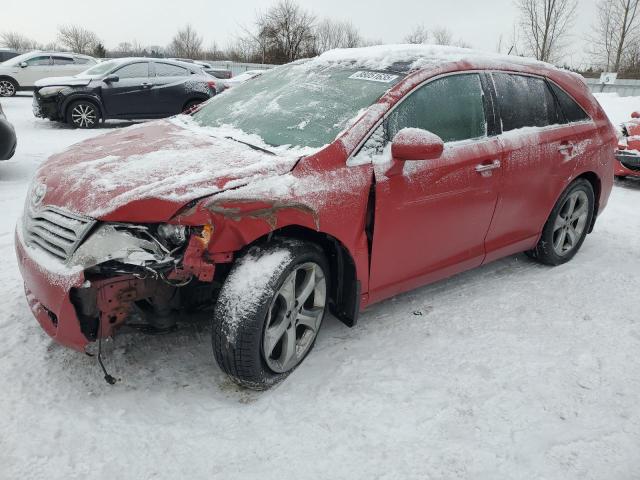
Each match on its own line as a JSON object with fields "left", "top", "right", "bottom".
{"left": 4, "top": 0, "right": 596, "bottom": 65}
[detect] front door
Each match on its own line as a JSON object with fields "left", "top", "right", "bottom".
{"left": 15, "top": 55, "right": 54, "bottom": 87}
{"left": 368, "top": 73, "right": 503, "bottom": 303}
{"left": 101, "top": 62, "right": 154, "bottom": 117}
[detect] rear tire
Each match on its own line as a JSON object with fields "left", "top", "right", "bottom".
{"left": 183, "top": 100, "right": 203, "bottom": 113}
{"left": 66, "top": 100, "right": 100, "bottom": 129}
{"left": 212, "top": 239, "right": 329, "bottom": 390}
{"left": 0, "top": 78, "right": 17, "bottom": 97}
{"left": 527, "top": 178, "right": 595, "bottom": 266}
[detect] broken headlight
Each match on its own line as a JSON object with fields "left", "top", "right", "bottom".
{"left": 156, "top": 224, "right": 187, "bottom": 247}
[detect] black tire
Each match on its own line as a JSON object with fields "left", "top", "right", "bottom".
{"left": 615, "top": 175, "right": 627, "bottom": 180}
{"left": 183, "top": 99, "right": 203, "bottom": 113}
{"left": 527, "top": 178, "right": 595, "bottom": 266}
{"left": 0, "top": 78, "right": 18, "bottom": 97}
{"left": 212, "top": 239, "right": 329, "bottom": 390}
{"left": 66, "top": 100, "right": 100, "bottom": 129}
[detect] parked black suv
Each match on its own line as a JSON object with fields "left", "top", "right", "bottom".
{"left": 33, "top": 58, "right": 219, "bottom": 128}
{"left": 0, "top": 100, "right": 16, "bottom": 160}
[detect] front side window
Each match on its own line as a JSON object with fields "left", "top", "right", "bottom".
{"left": 155, "top": 63, "right": 189, "bottom": 77}
{"left": 493, "top": 73, "right": 560, "bottom": 132}
{"left": 549, "top": 82, "right": 590, "bottom": 123}
{"left": 387, "top": 73, "right": 487, "bottom": 143}
{"left": 25, "top": 55, "right": 51, "bottom": 66}
{"left": 115, "top": 62, "right": 149, "bottom": 79}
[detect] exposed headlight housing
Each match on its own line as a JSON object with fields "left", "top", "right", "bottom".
{"left": 38, "top": 86, "right": 68, "bottom": 97}
{"left": 157, "top": 224, "right": 188, "bottom": 246}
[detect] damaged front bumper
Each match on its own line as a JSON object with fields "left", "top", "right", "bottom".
{"left": 15, "top": 211, "right": 217, "bottom": 351}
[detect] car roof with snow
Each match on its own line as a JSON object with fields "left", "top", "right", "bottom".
{"left": 313, "top": 44, "right": 563, "bottom": 75}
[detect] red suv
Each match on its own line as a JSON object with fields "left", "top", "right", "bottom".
{"left": 15, "top": 46, "right": 616, "bottom": 389}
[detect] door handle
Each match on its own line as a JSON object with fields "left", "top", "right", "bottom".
{"left": 557, "top": 142, "right": 574, "bottom": 153}
{"left": 475, "top": 160, "right": 501, "bottom": 173}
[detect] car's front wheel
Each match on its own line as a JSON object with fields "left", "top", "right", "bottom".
{"left": 212, "top": 240, "right": 329, "bottom": 390}
{"left": 0, "top": 78, "right": 17, "bottom": 97}
{"left": 67, "top": 100, "right": 100, "bottom": 129}
{"left": 528, "top": 178, "right": 595, "bottom": 266}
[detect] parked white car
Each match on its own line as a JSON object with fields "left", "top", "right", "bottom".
{"left": 0, "top": 52, "right": 97, "bottom": 97}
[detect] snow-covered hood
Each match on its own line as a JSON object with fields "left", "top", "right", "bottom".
{"left": 34, "top": 76, "right": 92, "bottom": 88}
{"left": 32, "top": 117, "right": 301, "bottom": 222}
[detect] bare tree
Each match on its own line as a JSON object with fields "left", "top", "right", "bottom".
{"left": 168, "top": 24, "right": 203, "bottom": 59}
{"left": 432, "top": 27, "right": 454, "bottom": 45}
{"left": 205, "top": 41, "right": 225, "bottom": 60}
{"left": 404, "top": 24, "right": 429, "bottom": 44}
{"left": 314, "top": 18, "right": 362, "bottom": 53}
{"left": 57, "top": 25, "right": 100, "bottom": 54}
{"left": 515, "top": 0, "right": 577, "bottom": 62}
{"left": 0, "top": 32, "right": 38, "bottom": 51}
{"left": 590, "top": 0, "right": 640, "bottom": 71}
{"left": 256, "top": 0, "right": 316, "bottom": 62}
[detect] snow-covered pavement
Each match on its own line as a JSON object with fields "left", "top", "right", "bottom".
{"left": 1, "top": 92, "right": 640, "bottom": 479}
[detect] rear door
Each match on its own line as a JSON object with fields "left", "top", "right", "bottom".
{"left": 101, "top": 62, "right": 154, "bottom": 117}
{"left": 51, "top": 55, "right": 80, "bottom": 78}
{"left": 151, "top": 62, "right": 193, "bottom": 114}
{"left": 368, "top": 73, "right": 503, "bottom": 302}
{"left": 483, "top": 72, "right": 579, "bottom": 262}
{"left": 15, "top": 55, "right": 53, "bottom": 86}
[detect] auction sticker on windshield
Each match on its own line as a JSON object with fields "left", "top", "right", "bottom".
{"left": 349, "top": 71, "right": 399, "bottom": 83}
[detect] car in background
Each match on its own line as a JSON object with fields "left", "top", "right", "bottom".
{"left": 169, "top": 58, "right": 233, "bottom": 79}
{"left": 15, "top": 45, "right": 616, "bottom": 390}
{"left": 0, "top": 52, "right": 97, "bottom": 97}
{"left": 223, "top": 69, "right": 264, "bottom": 88}
{"left": 33, "top": 57, "right": 219, "bottom": 128}
{"left": 614, "top": 111, "right": 640, "bottom": 179}
{"left": 0, "top": 100, "right": 16, "bottom": 160}
{"left": 0, "top": 49, "right": 19, "bottom": 63}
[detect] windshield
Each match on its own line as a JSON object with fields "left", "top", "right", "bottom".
{"left": 193, "top": 62, "right": 403, "bottom": 148}
{"left": 80, "top": 60, "right": 120, "bottom": 77}
{"left": 2, "top": 52, "right": 37, "bottom": 67}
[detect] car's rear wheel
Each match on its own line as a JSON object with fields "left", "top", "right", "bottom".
{"left": 527, "top": 178, "right": 595, "bottom": 266}
{"left": 0, "top": 78, "right": 17, "bottom": 97}
{"left": 212, "top": 240, "right": 329, "bottom": 390}
{"left": 67, "top": 100, "right": 100, "bottom": 129}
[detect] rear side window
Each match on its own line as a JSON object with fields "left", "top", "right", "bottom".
{"left": 388, "top": 73, "right": 487, "bottom": 143}
{"left": 115, "top": 62, "right": 149, "bottom": 79}
{"left": 549, "top": 82, "right": 590, "bottom": 123}
{"left": 155, "top": 63, "right": 189, "bottom": 77}
{"left": 53, "top": 56, "right": 74, "bottom": 65}
{"left": 25, "top": 55, "right": 51, "bottom": 66}
{"left": 74, "top": 57, "right": 91, "bottom": 65}
{"left": 492, "top": 73, "right": 560, "bottom": 132}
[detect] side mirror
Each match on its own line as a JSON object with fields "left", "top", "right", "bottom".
{"left": 104, "top": 74, "right": 119, "bottom": 84}
{"left": 391, "top": 128, "right": 444, "bottom": 161}
{"left": 19, "top": 62, "right": 28, "bottom": 68}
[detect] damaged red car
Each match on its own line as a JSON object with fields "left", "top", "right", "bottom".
{"left": 615, "top": 111, "right": 640, "bottom": 179}
{"left": 15, "top": 45, "right": 616, "bottom": 389}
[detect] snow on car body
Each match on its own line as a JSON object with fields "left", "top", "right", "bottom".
{"left": 15, "top": 44, "right": 617, "bottom": 389}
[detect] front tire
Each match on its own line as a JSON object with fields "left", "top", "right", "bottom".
{"left": 0, "top": 78, "right": 17, "bottom": 97}
{"left": 527, "top": 178, "right": 595, "bottom": 266}
{"left": 66, "top": 100, "right": 100, "bottom": 129}
{"left": 212, "top": 239, "right": 329, "bottom": 390}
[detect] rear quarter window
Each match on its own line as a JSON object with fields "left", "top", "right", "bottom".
{"left": 492, "top": 73, "right": 561, "bottom": 132}
{"left": 549, "top": 82, "right": 590, "bottom": 123}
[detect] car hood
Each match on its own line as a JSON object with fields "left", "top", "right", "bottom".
{"left": 32, "top": 117, "right": 301, "bottom": 222}
{"left": 34, "top": 76, "right": 93, "bottom": 88}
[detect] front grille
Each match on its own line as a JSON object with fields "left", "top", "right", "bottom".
{"left": 25, "top": 206, "right": 96, "bottom": 262}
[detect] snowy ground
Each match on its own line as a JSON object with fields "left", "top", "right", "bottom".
{"left": 1, "top": 92, "right": 640, "bottom": 480}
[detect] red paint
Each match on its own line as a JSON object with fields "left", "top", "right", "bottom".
{"left": 16, "top": 58, "right": 617, "bottom": 350}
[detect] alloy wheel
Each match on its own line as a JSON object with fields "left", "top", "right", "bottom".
{"left": 71, "top": 103, "right": 97, "bottom": 128}
{"left": 0, "top": 80, "right": 15, "bottom": 97}
{"left": 262, "top": 262, "right": 326, "bottom": 373}
{"left": 552, "top": 190, "right": 589, "bottom": 257}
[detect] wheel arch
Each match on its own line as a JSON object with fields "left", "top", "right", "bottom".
{"left": 182, "top": 96, "right": 208, "bottom": 111}
{"left": 63, "top": 94, "right": 104, "bottom": 121}
{"left": 0, "top": 75, "right": 19, "bottom": 86}
{"left": 574, "top": 171, "right": 601, "bottom": 233}
{"left": 246, "top": 225, "right": 361, "bottom": 327}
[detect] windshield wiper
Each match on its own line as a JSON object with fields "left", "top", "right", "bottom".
{"left": 224, "top": 136, "right": 276, "bottom": 155}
